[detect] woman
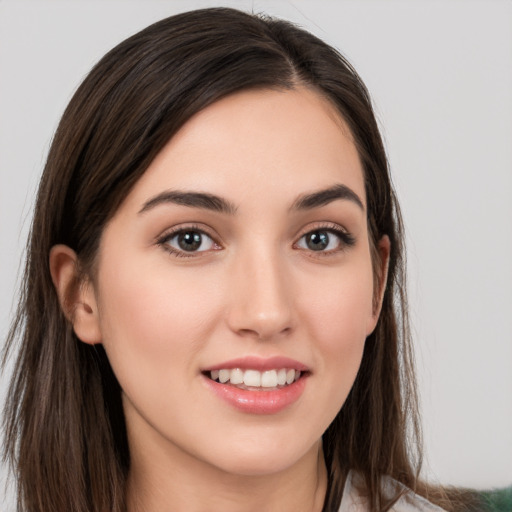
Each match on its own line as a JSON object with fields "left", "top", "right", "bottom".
{"left": 2, "top": 7, "right": 479, "bottom": 512}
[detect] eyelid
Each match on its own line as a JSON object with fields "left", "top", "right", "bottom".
{"left": 155, "top": 221, "right": 355, "bottom": 259}
{"left": 293, "top": 222, "right": 356, "bottom": 253}
{"left": 155, "top": 223, "right": 223, "bottom": 258}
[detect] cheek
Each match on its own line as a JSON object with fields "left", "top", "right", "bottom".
{"left": 297, "top": 257, "right": 374, "bottom": 402}
{"left": 300, "top": 259, "right": 374, "bottom": 346}
{"left": 95, "top": 255, "right": 223, "bottom": 384}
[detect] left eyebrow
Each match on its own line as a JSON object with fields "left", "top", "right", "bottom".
{"left": 291, "top": 184, "right": 365, "bottom": 211}
{"left": 138, "top": 190, "right": 238, "bottom": 215}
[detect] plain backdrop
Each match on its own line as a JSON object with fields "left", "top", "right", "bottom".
{"left": 1, "top": 0, "right": 511, "bottom": 508}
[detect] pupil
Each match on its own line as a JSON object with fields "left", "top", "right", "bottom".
{"left": 307, "top": 231, "right": 328, "bottom": 251}
{"left": 178, "top": 231, "right": 202, "bottom": 251}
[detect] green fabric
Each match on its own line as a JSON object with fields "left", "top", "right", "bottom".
{"left": 479, "top": 487, "right": 512, "bottom": 512}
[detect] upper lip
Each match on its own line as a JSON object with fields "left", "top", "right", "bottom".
{"left": 203, "top": 356, "right": 309, "bottom": 372}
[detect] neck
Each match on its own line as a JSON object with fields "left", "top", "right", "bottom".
{"left": 126, "top": 436, "right": 327, "bottom": 512}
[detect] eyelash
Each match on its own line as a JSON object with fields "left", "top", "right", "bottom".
{"left": 156, "top": 224, "right": 220, "bottom": 258}
{"left": 156, "top": 223, "right": 356, "bottom": 259}
{"left": 294, "top": 223, "right": 356, "bottom": 256}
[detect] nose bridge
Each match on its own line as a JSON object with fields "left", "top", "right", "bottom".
{"left": 227, "top": 241, "right": 294, "bottom": 340}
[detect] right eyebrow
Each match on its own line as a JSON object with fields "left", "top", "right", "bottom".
{"left": 291, "top": 183, "right": 365, "bottom": 212}
{"left": 138, "top": 190, "right": 238, "bottom": 215}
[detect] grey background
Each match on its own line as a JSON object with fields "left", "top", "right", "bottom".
{"left": 1, "top": 0, "right": 511, "bottom": 508}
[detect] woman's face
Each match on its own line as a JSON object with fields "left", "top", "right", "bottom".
{"left": 85, "top": 87, "right": 385, "bottom": 476}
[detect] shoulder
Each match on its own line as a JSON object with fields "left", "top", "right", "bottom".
{"left": 338, "top": 471, "right": 447, "bottom": 512}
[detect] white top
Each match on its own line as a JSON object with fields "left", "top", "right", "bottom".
{"left": 339, "top": 471, "right": 447, "bottom": 512}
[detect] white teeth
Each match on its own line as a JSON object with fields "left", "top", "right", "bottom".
{"left": 277, "top": 368, "right": 287, "bottom": 386}
{"left": 243, "top": 369, "right": 261, "bottom": 387}
{"left": 209, "top": 368, "right": 303, "bottom": 388}
{"left": 261, "top": 370, "right": 277, "bottom": 388}
{"left": 218, "top": 369, "right": 230, "bottom": 383}
{"left": 230, "top": 368, "right": 244, "bottom": 385}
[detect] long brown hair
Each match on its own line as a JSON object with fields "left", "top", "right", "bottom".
{"left": 2, "top": 7, "right": 473, "bottom": 512}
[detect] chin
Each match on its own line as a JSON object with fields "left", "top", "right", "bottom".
{"left": 202, "top": 437, "right": 320, "bottom": 477}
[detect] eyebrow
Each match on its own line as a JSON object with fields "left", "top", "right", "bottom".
{"left": 291, "top": 184, "right": 364, "bottom": 211}
{"left": 139, "top": 183, "right": 364, "bottom": 216}
{"left": 139, "top": 190, "right": 238, "bottom": 215}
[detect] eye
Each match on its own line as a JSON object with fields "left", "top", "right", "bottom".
{"left": 158, "top": 228, "right": 219, "bottom": 256}
{"left": 296, "top": 227, "right": 355, "bottom": 253}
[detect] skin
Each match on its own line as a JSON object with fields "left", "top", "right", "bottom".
{"left": 51, "top": 87, "right": 389, "bottom": 512}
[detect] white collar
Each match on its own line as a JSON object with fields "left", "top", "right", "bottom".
{"left": 338, "top": 470, "right": 447, "bottom": 512}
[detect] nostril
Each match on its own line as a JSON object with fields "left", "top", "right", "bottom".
{"left": 236, "top": 325, "right": 293, "bottom": 341}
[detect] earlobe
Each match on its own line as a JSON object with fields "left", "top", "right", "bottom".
{"left": 366, "top": 235, "right": 391, "bottom": 335}
{"left": 49, "top": 244, "right": 102, "bottom": 345}
{"left": 375, "top": 235, "right": 391, "bottom": 314}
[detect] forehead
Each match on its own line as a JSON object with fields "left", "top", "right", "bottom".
{"left": 121, "top": 87, "right": 365, "bottom": 212}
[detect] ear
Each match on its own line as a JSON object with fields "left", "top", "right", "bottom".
{"left": 366, "top": 235, "right": 391, "bottom": 335}
{"left": 49, "top": 244, "right": 102, "bottom": 345}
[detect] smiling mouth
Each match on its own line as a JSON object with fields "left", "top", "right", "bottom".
{"left": 204, "top": 368, "right": 303, "bottom": 390}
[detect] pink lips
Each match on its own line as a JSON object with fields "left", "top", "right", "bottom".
{"left": 204, "top": 356, "right": 309, "bottom": 372}
{"left": 202, "top": 356, "right": 309, "bottom": 415}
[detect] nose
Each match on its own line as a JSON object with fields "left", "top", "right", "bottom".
{"left": 226, "top": 248, "right": 295, "bottom": 341}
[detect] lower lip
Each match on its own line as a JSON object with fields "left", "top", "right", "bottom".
{"left": 202, "top": 375, "right": 307, "bottom": 414}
